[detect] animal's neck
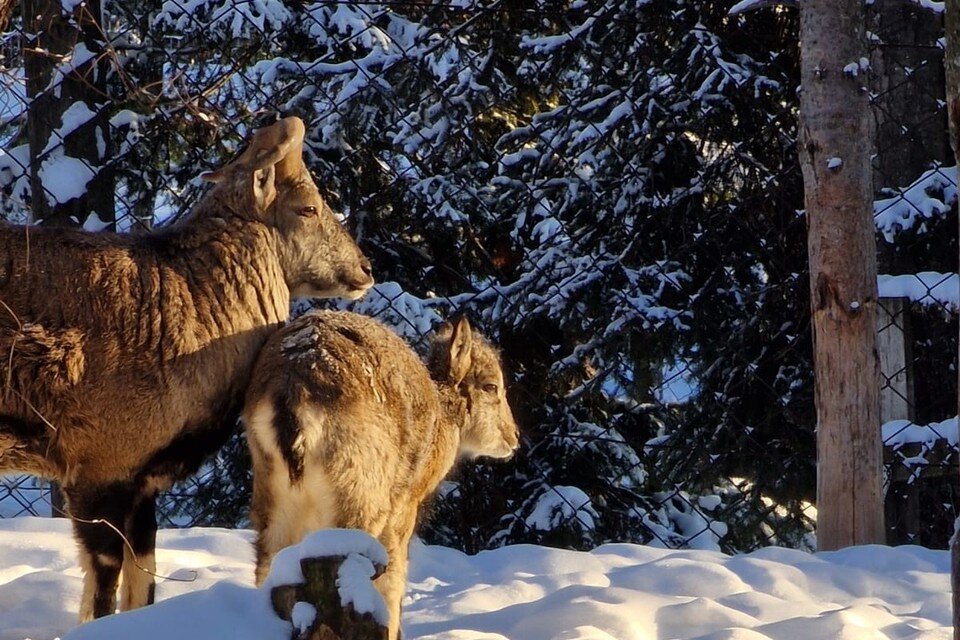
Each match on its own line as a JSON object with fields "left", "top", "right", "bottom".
{"left": 154, "top": 216, "right": 291, "bottom": 352}
{"left": 435, "top": 382, "right": 466, "bottom": 464}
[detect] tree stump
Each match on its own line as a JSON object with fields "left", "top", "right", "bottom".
{"left": 270, "top": 553, "right": 388, "bottom": 640}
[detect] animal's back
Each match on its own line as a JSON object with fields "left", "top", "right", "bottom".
{"left": 245, "top": 311, "right": 444, "bottom": 542}
{"left": 248, "top": 309, "right": 439, "bottom": 468}
{"left": 269, "top": 310, "right": 431, "bottom": 406}
{"left": 0, "top": 222, "right": 139, "bottom": 328}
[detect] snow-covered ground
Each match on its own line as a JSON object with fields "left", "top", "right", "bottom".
{"left": 0, "top": 517, "right": 950, "bottom": 640}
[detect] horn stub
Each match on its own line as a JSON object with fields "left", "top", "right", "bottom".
{"left": 210, "top": 116, "right": 307, "bottom": 177}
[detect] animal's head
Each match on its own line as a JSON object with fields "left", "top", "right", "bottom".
{"left": 430, "top": 317, "right": 519, "bottom": 460}
{"left": 203, "top": 117, "right": 374, "bottom": 300}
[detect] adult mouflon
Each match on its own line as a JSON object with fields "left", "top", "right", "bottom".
{"left": 0, "top": 117, "right": 373, "bottom": 621}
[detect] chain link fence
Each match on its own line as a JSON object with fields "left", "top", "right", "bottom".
{"left": 0, "top": 0, "right": 954, "bottom": 554}
{"left": 868, "top": 0, "right": 959, "bottom": 548}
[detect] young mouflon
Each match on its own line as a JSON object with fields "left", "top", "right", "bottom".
{"left": 243, "top": 310, "right": 519, "bottom": 640}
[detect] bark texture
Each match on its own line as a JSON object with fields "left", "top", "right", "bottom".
{"left": 798, "top": 0, "right": 884, "bottom": 550}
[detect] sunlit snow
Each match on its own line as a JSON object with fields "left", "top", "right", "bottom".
{"left": 0, "top": 517, "right": 948, "bottom": 640}
{"left": 36, "top": 151, "right": 95, "bottom": 205}
{"left": 877, "top": 272, "right": 958, "bottom": 310}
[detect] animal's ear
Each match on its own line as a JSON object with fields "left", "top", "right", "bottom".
{"left": 251, "top": 165, "right": 277, "bottom": 211}
{"left": 447, "top": 316, "right": 473, "bottom": 386}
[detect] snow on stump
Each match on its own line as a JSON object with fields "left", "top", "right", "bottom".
{"left": 266, "top": 529, "right": 389, "bottom": 640}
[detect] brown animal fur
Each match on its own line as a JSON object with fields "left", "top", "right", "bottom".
{"left": 0, "top": 117, "right": 374, "bottom": 622}
{"left": 243, "top": 310, "right": 519, "bottom": 640}
{"left": 0, "top": 324, "right": 85, "bottom": 394}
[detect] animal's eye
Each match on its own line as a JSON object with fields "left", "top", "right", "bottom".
{"left": 482, "top": 383, "right": 498, "bottom": 394}
{"left": 299, "top": 206, "right": 318, "bottom": 217}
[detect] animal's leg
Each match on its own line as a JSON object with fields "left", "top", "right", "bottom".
{"left": 254, "top": 515, "right": 302, "bottom": 585}
{"left": 253, "top": 527, "right": 279, "bottom": 586}
{"left": 251, "top": 441, "right": 341, "bottom": 585}
{"left": 120, "top": 490, "right": 157, "bottom": 611}
{"left": 373, "top": 510, "right": 417, "bottom": 640}
{"left": 374, "top": 542, "right": 408, "bottom": 640}
{"left": 68, "top": 484, "right": 134, "bottom": 622}
{"left": 252, "top": 470, "right": 304, "bottom": 586}
{"left": 248, "top": 399, "right": 295, "bottom": 586}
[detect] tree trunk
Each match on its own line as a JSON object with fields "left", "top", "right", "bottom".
{"left": 942, "top": 3, "right": 960, "bottom": 636}
{"left": 23, "top": 0, "right": 114, "bottom": 227}
{"left": 798, "top": 0, "right": 884, "bottom": 550}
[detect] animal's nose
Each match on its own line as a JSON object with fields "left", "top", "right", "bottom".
{"left": 360, "top": 256, "right": 373, "bottom": 278}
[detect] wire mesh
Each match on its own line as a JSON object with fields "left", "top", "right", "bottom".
{"left": 0, "top": 0, "right": 953, "bottom": 554}
{"left": 868, "top": 0, "right": 958, "bottom": 548}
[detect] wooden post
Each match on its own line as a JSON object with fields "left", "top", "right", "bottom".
{"left": 798, "top": 0, "right": 885, "bottom": 550}
{"left": 877, "top": 298, "right": 913, "bottom": 424}
{"left": 942, "top": 1, "right": 960, "bottom": 636}
{"left": 271, "top": 554, "right": 388, "bottom": 640}
{"left": 878, "top": 296, "right": 918, "bottom": 545}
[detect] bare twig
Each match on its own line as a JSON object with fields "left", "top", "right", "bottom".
{"left": 52, "top": 503, "right": 199, "bottom": 584}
